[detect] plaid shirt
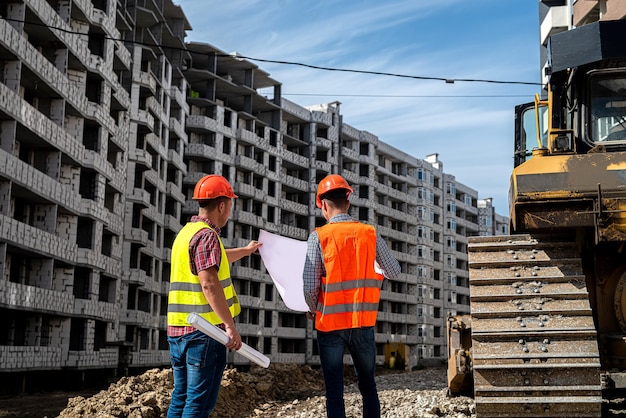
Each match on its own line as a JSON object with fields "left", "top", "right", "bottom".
{"left": 302, "top": 213, "right": 401, "bottom": 313}
{"left": 188, "top": 216, "right": 221, "bottom": 275}
{"left": 167, "top": 216, "right": 223, "bottom": 337}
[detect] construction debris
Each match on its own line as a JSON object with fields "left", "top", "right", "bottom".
{"left": 50, "top": 364, "right": 476, "bottom": 418}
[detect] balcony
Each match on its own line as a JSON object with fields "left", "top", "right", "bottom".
{"left": 235, "top": 183, "right": 266, "bottom": 201}
{"left": 129, "top": 350, "right": 170, "bottom": 367}
{"left": 280, "top": 173, "right": 308, "bottom": 192}
{"left": 279, "top": 224, "right": 308, "bottom": 240}
{"left": 81, "top": 198, "right": 107, "bottom": 223}
{"left": 185, "top": 142, "right": 216, "bottom": 158}
{"left": 134, "top": 70, "right": 157, "bottom": 96}
{"left": 276, "top": 327, "right": 306, "bottom": 339}
{"left": 341, "top": 146, "right": 360, "bottom": 161}
{"left": 315, "top": 159, "right": 332, "bottom": 172}
{"left": 186, "top": 114, "right": 217, "bottom": 132}
{"left": 128, "top": 188, "right": 151, "bottom": 207}
{"left": 170, "top": 85, "right": 189, "bottom": 112}
{"left": 169, "top": 117, "right": 186, "bottom": 142}
{"left": 126, "top": 227, "right": 149, "bottom": 244}
{"left": 282, "top": 149, "right": 308, "bottom": 167}
{"left": 74, "top": 299, "right": 118, "bottom": 321}
{"left": 312, "top": 136, "right": 332, "bottom": 149}
{"left": 130, "top": 148, "right": 152, "bottom": 170}
{"left": 0, "top": 346, "right": 63, "bottom": 371}
{"left": 235, "top": 155, "right": 266, "bottom": 176}
{"left": 168, "top": 148, "right": 185, "bottom": 172}
{"left": 237, "top": 128, "right": 259, "bottom": 145}
{"left": 86, "top": 102, "right": 116, "bottom": 133}
{"left": 281, "top": 199, "right": 308, "bottom": 216}
{"left": 0, "top": 281, "right": 73, "bottom": 314}
{"left": 144, "top": 169, "right": 166, "bottom": 191}
{"left": 166, "top": 181, "right": 185, "bottom": 203}
{"left": 390, "top": 249, "right": 413, "bottom": 263}
{"left": 377, "top": 311, "right": 417, "bottom": 324}
{"left": 342, "top": 170, "right": 359, "bottom": 184}
{"left": 234, "top": 211, "right": 265, "bottom": 228}
{"left": 380, "top": 290, "right": 417, "bottom": 304}
{"left": 134, "top": 108, "right": 155, "bottom": 131}
{"left": 114, "top": 40, "right": 132, "bottom": 71}
{"left": 147, "top": 96, "right": 166, "bottom": 122}
{"left": 0, "top": 215, "right": 78, "bottom": 263}
{"left": 377, "top": 225, "right": 416, "bottom": 245}
{"left": 374, "top": 203, "right": 411, "bottom": 224}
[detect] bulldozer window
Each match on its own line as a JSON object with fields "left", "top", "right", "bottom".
{"left": 589, "top": 74, "right": 626, "bottom": 143}
{"left": 519, "top": 105, "right": 548, "bottom": 159}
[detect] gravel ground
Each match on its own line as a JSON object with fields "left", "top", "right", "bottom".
{"left": 6, "top": 365, "right": 626, "bottom": 417}
{"left": 251, "top": 366, "right": 476, "bottom": 418}
{"left": 0, "top": 365, "right": 475, "bottom": 418}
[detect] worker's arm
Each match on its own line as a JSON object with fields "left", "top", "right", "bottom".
{"left": 225, "top": 240, "right": 262, "bottom": 263}
{"left": 303, "top": 232, "right": 323, "bottom": 315}
{"left": 376, "top": 232, "right": 401, "bottom": 279}
{"left": 198, "top": 266, "right": 242, "bottom": 351}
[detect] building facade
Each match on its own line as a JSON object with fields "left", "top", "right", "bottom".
{"left": 478, "top": 198, "right": 509, "bottom": 236}
{"left": 0, "top": 0, "right": 505, "bottom": 389}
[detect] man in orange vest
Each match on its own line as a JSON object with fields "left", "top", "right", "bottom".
{"left": 303, "top": 174, "right": 401, "bottom": 418}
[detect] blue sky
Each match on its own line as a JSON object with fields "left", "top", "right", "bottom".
{"left": 174, "top": 0, "right": 542, "bottom": 214}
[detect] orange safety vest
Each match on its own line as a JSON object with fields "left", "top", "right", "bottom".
{"left": 314, "top": 221, "right": 384, "bottom": 332}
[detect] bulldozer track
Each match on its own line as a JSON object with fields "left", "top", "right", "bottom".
{"left": 468, "top": 234, "right": 602, "bottom": 417}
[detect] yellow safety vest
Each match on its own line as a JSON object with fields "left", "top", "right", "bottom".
{"left": 167, "top": 221, "right": 240, "bottom": 326}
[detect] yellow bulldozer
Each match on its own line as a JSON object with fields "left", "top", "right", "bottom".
{"left": 447, "top": 19, "right": 626, "bottom": 417}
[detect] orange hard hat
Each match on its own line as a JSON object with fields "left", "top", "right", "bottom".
{"left": 192, "top": 175, "right": 238, "bottom": 200}
{"left": 316, "top": 174, "right": 353, "bottom": 208}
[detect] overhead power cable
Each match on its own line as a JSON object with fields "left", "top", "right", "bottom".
{"left": 282, "top": 93, "right": 533, "bottom": 98}
{"left": 1, "top": 17, "right": 543, "bottom": 88}
{"left": 234, "top": 54, "right": 542, "bottom": 86}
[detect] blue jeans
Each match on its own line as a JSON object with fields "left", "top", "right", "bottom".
{"left": 316, "top": 326, "right": 380, "bottom": 418}
{"left": 167, "top": 330, "right": 226, "bottom": 418}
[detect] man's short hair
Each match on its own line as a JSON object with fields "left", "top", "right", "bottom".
{"left": 320, "top": 189, "right": 350, "bottom": 208}
{"left": 198, "top": 196, "right": 230, "bottom": 210}
{"left": 320, "top": 189, "right": 349, "bottom": 200}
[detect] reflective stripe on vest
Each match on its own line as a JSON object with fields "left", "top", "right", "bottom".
{"left": 167, "top": 221, "right": 240, "bottom": 326}
{"left": 314, "top": 221, "right": 383, "bottom": 332}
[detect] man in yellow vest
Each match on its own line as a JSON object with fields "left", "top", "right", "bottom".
{"left": 303, "top": 174, "right": 401, "bottom": 418}
{"left": 167, "top": 174, "right": 262, "bottom": 417}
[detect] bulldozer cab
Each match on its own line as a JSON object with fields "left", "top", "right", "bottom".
{"left": 514, "top": 20, "right": 626, "bottom": 170}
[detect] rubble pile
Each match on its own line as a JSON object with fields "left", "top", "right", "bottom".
{"left": 58, "top": 368, "right": 172, "bottom": 418}
{"left": 55, "top": 364, "right": 476, "bottom": 418}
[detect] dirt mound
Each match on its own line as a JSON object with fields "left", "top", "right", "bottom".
{"left": 57, "top": 364, "right": 325, "bottom": 418}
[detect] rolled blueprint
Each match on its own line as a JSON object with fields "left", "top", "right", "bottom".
{"left": 187, "top": 312, "right": 270, "bottom": 368}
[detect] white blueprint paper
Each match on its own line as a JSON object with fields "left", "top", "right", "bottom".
{"left": 258, "top": 230, "right": 309, "bottom": 312}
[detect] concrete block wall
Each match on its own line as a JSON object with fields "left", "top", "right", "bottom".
{"left": 115, "top": 0, "right": 192, "bottom": 364}
{"left": 0, "top": 0, "right": 128, "bottom": 377}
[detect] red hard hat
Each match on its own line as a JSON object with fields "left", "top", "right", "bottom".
{"left": 193, "top": 175, "right": 238, "bottom": 200}
{"left": 316, "top": 174, "right": 353, "bottom": 208}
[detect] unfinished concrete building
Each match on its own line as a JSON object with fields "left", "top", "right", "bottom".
{"left": 0, "top": 0, "right": 495, "bottom": 388}
{"left": 0, "top": 0, "right": 190, "bottom": 389}
{"left": 118, "top": 0, "right": 190, "bottom": 371}
{"left": 0, "top": 0, "right": 132, "bottom": 388}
